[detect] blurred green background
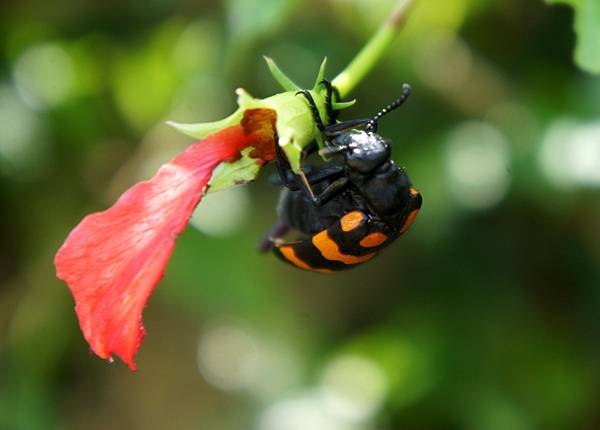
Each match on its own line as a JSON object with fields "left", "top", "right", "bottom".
{"left": 1, "top": 0, "right": 599, "bottom": 429}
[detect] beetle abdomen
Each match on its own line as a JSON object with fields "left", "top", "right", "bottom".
{"left": 274, "top": 210, "right": 394, "bottom": 272}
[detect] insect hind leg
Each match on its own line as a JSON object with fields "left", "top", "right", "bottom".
{"left": 296, "top": 90, "right": 325, "bottom": 132}
{"left": 319, "top": 79, "right": 337, "bottom": 125}
{"left": 257, "top": 220, "right": 290, "bottom": 253}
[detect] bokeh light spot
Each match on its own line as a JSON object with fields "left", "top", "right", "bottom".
{"left": 13, "top": 42, "right": 76, "bottom": 110}
{"left": 445, "top": 121, "right": 511, "bottom": 209}
{"left": 0, "top": 83, "right": 44, "bottom": 173}
{"left": 197, "top": 325, "right": 260, "bottom": 391}
{"left": 190, "top": 186, "right": 250, "bottom": 237}
{"left": 172, "top": 20, "right": 219, "bottom": 76}
{"left": 320, "top": 354, "right": 388, "bottom": 423}
{"left": 259, "top": 392, "right": 352, "bottom": 430}
{"left": 539, "top": 119, "right": 600, "bottom": 188}
{"left": 414, "top": 31, "right": 473, "bottom": 92}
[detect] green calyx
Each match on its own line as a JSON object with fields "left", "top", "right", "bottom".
{"left": 168, "top": 0, "right": 417, "bottom": 192}
{"left": 264, "top": 56, "right": 356, "bottom": 118}
{"left": 168, "top": 57, "right": 355, "bottom": 175}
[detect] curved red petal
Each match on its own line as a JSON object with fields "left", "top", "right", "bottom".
{"left": 55, "top": 125, "right": 250, "bottom": 370}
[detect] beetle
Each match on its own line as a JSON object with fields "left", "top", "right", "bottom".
{"left": 259, "top": 81, "right": 422, "bottom": 272}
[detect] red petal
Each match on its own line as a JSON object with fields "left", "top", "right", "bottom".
{"left": 55, "top": 125, "right": 252, "bottom": 370}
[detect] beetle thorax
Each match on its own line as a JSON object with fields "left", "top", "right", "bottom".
{"left": 334, "top": 130, "right": 391, "bottom": 173}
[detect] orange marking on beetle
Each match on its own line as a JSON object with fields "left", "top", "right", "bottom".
{"left": 279, "top": 246, "right": 331, "bottom": 273}
{"left": 399, "top": 209, "right": 420, "bottom": 234}
{"left": 359, "top": 232, "right": 388, "bottom": 248}
{"left": 312, "top": 231, "right": 375, "bottom": 265}
{"left": 340, "top": 211, "right": 365, "bottom": 232}
{"left": 409, "top": 187, "right": 419, "bottom": 196}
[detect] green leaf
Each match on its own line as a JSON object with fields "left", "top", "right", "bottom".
{"left": 546, "top": 0, "right": 600, "bottom": 74}
{"left": 207, "top": 147, "right": 262, "bottom": 193}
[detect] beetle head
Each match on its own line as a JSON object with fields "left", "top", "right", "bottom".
{"left": 333, "top": 130, "right": 391, "bottom": 173}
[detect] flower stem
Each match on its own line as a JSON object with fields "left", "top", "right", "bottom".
{"left": 332, "top": 0, "right": 416, "bottom": 99}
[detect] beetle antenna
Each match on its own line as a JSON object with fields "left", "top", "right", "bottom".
{"left": 365, "top": 83, "right": 411, "bottom": 133}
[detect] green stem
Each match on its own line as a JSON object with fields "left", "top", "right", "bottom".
{"left": 332, "top": 0, "right": 416, "bottom": 99}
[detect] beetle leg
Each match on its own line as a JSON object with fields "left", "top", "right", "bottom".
{"left": 257, "top": 219, "right": 290, "bottom": 253}
{"left": 296, "top": 90, "right": 326, "bottom": 133}
{"left": 323, "top": 119, "right": 370, "bottom": 137}
{"left": 318, "top": 144, "right": 350, "bottom": 158}
{"left": 296, "top": 166, "right": 353, "bottom": 206}
{"left": 312, "top": 176, "right": 349, "bottom": 206}
{"left": 270, "top": 165, "right": 345, "bottom": 189}
{"left": 274, "top": 141, "right": 298, "bottom": 188}
{"left": 297, "top": 170, "right": 318, "bottom": 202}
{"left": 306, "top": 165, "right": 345, "bottom": 185}
{"left": 319, "top": 80, "right": 336, "bottom": 125}
{"left": 274, "top": 138, "right": 323, "bottom": 203}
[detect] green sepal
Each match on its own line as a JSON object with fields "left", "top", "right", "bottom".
{"left": 264, "top": 56, "right": 301, "bottom": 92}
{"left": 207, "top": 147, "right": 262, "bottom": 193}
{"left": 168, "top": 86, "right": 325, "bottom": 174}
{"left": 166, "top": 109, "right": 243, "bottom": 140}
{"left": 333, "top": 99, "right": 357, "bottom": 110}
{"left": 168, "top": 59, "right": 357, "bottom": 195}
{"left": 312, "top": 56, "right": 356, "bottom": 116}
{"left": 312, "top": 57, "right": 328, "bottom": 90}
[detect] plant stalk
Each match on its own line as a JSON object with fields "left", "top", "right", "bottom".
{"left": 332, "top": 0, "right": 415, "bottom": 99}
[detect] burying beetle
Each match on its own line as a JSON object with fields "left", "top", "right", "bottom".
{"left": 260, "top": 81, "right": 422, "bottom": 272}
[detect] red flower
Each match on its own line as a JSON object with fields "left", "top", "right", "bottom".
{"left": 55, "top": 110, "right": 276, "bottom": 370}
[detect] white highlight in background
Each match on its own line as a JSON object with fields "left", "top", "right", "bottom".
{"left": 539, "top": 119, "right": 600, "bottom": 188}
{"left": 196, "top": 323, "right": 301, "bottom": 398}
{"left": 13, "top": 42, "right": 75, "bottom": 110}
{"left": 0, "top": 83, "right": 43, "bottom": 172}
{"left": 197, "top": 325, "right": 260, "bottom": 391}
{"left": 259, "top": 391, "right": 354, "bottom": 430}
{"left": 320, "top": 354, "right": 388, "bottom": 423}
{"left": 190, "top": 186, "right": 250, "bottom": 237}
{"left": 445, "top": 121, "right": 511, "bottom": 209}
